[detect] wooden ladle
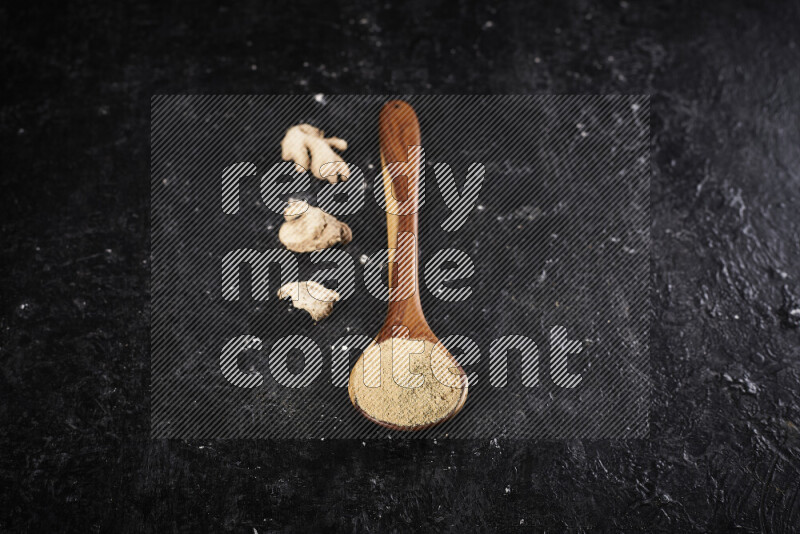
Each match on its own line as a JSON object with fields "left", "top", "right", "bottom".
{"left": 347, "top": 100, "right": 469, "bottom": 431}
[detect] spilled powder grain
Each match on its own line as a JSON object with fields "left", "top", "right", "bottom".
{"left": 349, "top": 338, "right": 467, "bottom": 428}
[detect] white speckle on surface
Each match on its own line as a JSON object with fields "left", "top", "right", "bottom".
{"left": 359, "top": 254, "right": 369, "bottom": 265}
{"left": 632, "top": 102, "right": 641, "bottom": 111}
{"left": 482, "top": 20, "right": 494, "bottom": 29}
{"left": 314, "top": 93, "right": 326, "bottom": 104}
{"left": 477, "top": 204, "right": 485, "bottom": 211}
{"left": 505, "top": 486, "right": 511, "bottom": 494}
{"left": 744, "top": 378, "right": 758, "bottom": 394}
{"left": 534, "top": 56, "right": 541, "bottom": 63}
{"left": 250, "top": 64, "right": 257, "bottom": 71}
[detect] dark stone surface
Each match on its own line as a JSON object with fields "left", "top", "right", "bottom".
{"left": 1, "top": 0, "right": 799, "bottom": 531}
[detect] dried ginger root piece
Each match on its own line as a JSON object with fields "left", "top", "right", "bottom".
{"left": 278, "top": 204, "right": 352, "bottom": 253}
{"left": 277, "top": 281, "right": 340, "bottom": 321}
{"left": 280, "top": 124, "right": 350, "bottom": 183}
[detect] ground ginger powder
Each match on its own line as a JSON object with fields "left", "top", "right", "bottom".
{"left": 349, "top": 338, "right": 467, "bottom": 429}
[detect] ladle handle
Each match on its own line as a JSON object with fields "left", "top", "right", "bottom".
{"left": 378, "top": 101, "right": 423, "bottom": 310}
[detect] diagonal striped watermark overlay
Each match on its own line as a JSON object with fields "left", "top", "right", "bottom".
{"left": 151, "top": 95, "right": 650, "bottom": 439}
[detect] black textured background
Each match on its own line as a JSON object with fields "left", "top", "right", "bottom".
{"left": 2, "top": 0, "right": 799, "bottom": 531}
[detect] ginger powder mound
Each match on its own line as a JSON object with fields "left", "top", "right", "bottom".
{"left": 349, "top": 338, "right": 467, "bottom": 429}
